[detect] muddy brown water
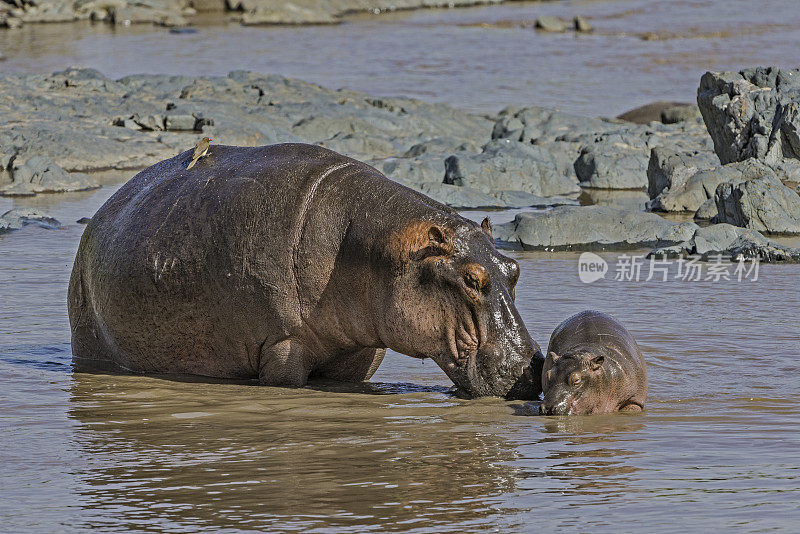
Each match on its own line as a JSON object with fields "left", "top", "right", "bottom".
{"left": 3, "top": 0, "right": 800, "bottom": 531}
{"left": 3, "top": 183, "right": 800, "bottom": 532}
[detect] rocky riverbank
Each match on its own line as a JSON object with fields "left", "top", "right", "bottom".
{"left": 0, "top": 0, "right": 517, "bottom": 29}
{"left": 2, "top": 66, "right": 800, "bottom": 261}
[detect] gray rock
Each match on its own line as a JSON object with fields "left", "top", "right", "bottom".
{"left": 493, "top": 190, "right": 579, "bottom": 209}
{"left": 403, "top": 137, "right": 480, "bottom": 157}
{"left": 694, "top": 198, "right": 718, "bottom": 220}
{"left": 648, "top": 158, "right": 775, "bottom": 213}
{"left": 660, "top": 104, "right": 701, "bottom": 124}
{"left": 697, "top": 67, "right": 800, "bottom": 164}
{"left": 291, "top": 115, "right": 383, "bottom": 142}
{"left": 493, "top": 106, "right": 610, "bottom": 144}
{"left": 574, "top": 131, "right": 649, "bottom": 189}
{"left": 4, "top": 16, "right": 22, "bottom": 29}
{"left": 376, "top": 155, "right": 445, "bottom": 187}
{"left": 493, "top": 205, "right": 698, "bottom": 250}
{"left": 0, "top": 156, "right": 98, "bottom": 196}
{"left": 444, "top": 139, "right": 580, "bottom": 197}
{"left": 647, "top": 146, "right": 717, "bottom": 200}
{"left": 0, "top": 208, "right": 61, "bottom": 233}
{"left": 110, "top": 5, "right": 187, "bottom": 27}
{"left": 19, "top": 0, "right": 76, "bottom": 23}
{"left": 114, "top": 113, "right": 211, "bottom": 132}
{"left": 582, "top": 189, "right": 650, "bottom": 211}
{"left": 318, "top": 133, "right": 402, "bottom": 159}
{"left": 535, "top": 16, "right": 568, "bottom": 32}
{"left": 714, "top": 175, "right": 800, "bottom": 234}
{"left": 190, "top": 0, "right": 224, "bottom": 11}
{"left": 239, "top": 3, "right": 337, "bottom": 25}
{"left": 534, "top": 138, "right": 583, "bottom": 180}
{"left": 770, "top": 158, "right": 800, "bottom": 183}
{"left": 408, "top": 182, "right": 580, "bottom": 210}
{"left": 0, "top": 69, "right": 491, "bottom": 177}
{"left": 164, "top": 114, "right": 198, "bottom": 131}
{"left": 138, "top": 114, "right": 166, "bottom": 131}
{"left": 649, "top": 223, "right": 800, "bottom": 262}
{"left": 573, "top": 16, "right": 591, "bottom": 32}
{"left": 47, "top": 66, "right": 125, "bottom": 92}
{"left": 617, "top": 101, "right": 686, "bottom": 124}
{"left": 414, "top": 183, "right": 501, "bottom": 209}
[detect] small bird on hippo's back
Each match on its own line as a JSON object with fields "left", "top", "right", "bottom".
{"left": 187, "top": 137, "right": 212, "bottom": 170}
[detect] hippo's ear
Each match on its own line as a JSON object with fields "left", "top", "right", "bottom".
{"left": 425, "top": 224, "right": 454, "bottom": 258}
{"left": 589, "top": 355, "right": 605, "bottom": 371}
{"left": 390, "top": 221, "right": 454, "bottom": 263}
{"left": 480, "top": 217, "right": 493, "bottom": 240}
{"left": 547, "top": 351, "right": 560, "bottom": 364}
{"left": 428, "top": 225, "right": 447, "bottom": 245}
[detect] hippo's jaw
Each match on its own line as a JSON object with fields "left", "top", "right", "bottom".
{"left": 539, "top": 380, "right": 646, "bottom": 415}
{"left": 433, "top": 282, "right": 543, "bottom": 399}
{"left": 539, "top": 395, "right": 581, "bottom": 416}
{"left": 437, "top": 333, "right": 543, "bottom": 399}
{"left": 539, "top": 396, "right": 643, "bottom": 416}
{"left": 505, "top": 350, "right": 545, "bottom": 400}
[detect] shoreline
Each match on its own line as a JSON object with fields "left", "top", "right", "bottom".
{"left": 3, "top": 66, "right": 800, "bottom": 261}
{"left": 0, "top": 0, "right": 537, "bottom": 30}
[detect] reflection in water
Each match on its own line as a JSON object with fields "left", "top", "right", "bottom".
{"left": 67, "top": 372, "right": 529, "bottom": 532}
{"left": 579, "top": 189, "right": 650, "bottom": 211}
{"left": 516, "top": 414, "right": 645, "bottom": 499}
{"left": 539, "top": 416, "right": 644, "bottom": 496}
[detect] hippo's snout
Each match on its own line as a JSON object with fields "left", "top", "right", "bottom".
{"left": 452, "top": 341, "right": 542, "bottom": 399}
{"left": 504, "top": 350, "right": 545, "bottom": 400}
{"left": 539, "top": 397, "right": 569, "bottom": 416}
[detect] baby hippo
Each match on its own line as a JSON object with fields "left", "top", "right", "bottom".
{"left": 540, "top": 310, "right": 647, "bottom": 415}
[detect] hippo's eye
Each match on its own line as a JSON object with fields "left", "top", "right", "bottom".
{"left": 463, "top": 263, "right": 489, "bottom": 293}
{"left": 568, "top": 371, "right": 581, "bottom": 387}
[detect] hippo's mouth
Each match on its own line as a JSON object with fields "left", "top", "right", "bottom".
{"left": 448, "top": 309, "right": 483, "bottom": 366}
{"left": 539, "top": 395, "right": 580, "bottom": 416}
{"left": 540, "top": 396, "right": 644, "bottom": 415}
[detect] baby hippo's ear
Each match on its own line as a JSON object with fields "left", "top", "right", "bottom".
{"left": 547, "top": 351, "right": 560, "bottom": 364}
{"left": 589, "top": 355, "right": 605, "bottom": 371}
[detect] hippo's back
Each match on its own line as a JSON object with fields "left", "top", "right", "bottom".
{"left": 68, "top": 143, "right": 381, "bottom": 376}
{"left": 549, "top": 310, "right": 643, "bottom": 368}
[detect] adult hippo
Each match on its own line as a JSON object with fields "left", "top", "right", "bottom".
{"left": 540, "top": 310, "right": 647, "bottom": 415}
{"left": 68, "top": 143, "right": 543, "bottom": 398}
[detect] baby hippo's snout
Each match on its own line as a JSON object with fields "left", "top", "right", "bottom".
{"left": 539, "top": 310, "right": 648, "bottom": 416}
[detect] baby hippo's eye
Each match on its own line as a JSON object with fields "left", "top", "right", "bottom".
{"left": 568, "top": 371, "right": 581, "bottom": 387}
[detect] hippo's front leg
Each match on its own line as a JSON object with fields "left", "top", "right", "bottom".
{"left": 259, "top": 338, "right": 313, "bottom": 387}
{"left": 311, "top": 348, "right": 387, "bottom": 382}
